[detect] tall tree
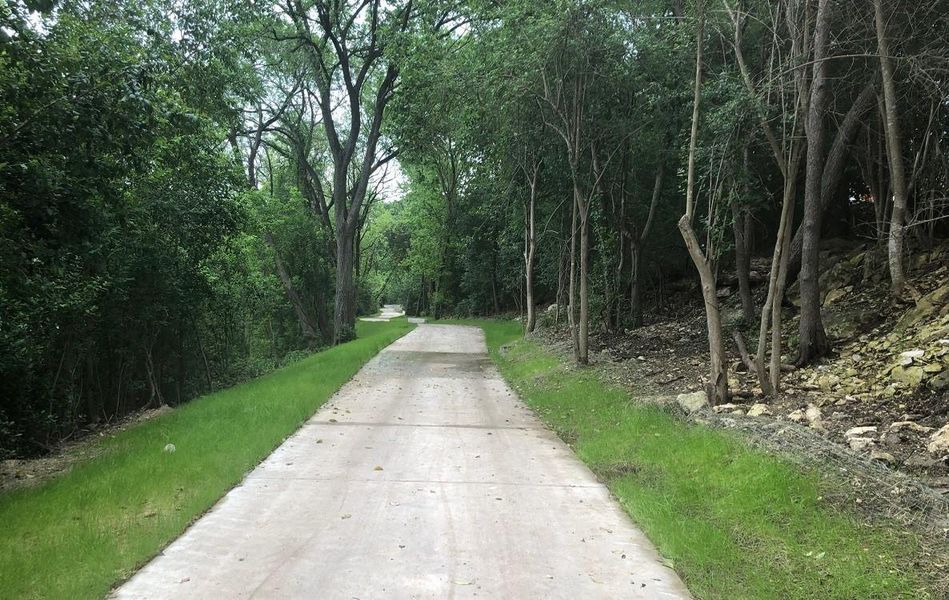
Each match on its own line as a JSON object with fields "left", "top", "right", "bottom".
{"left": 279, "top": 0, "right": 408, "bottom": 343}
{"left": 796, "top": 0, "right": 833, "bottom": 364}
{"left": 678, "top": 0, "right": 727, "bottom": 405}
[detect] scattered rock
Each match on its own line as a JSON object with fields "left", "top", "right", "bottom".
{"left": 849, "top": 437, "right": 876, "bottom": 452}
{"left": 823, "top": 287, "right": 849, "bottom": 306}
{"left": 788, "top": 409, "right": 806, "bottom": 423}
{"left": 890, "top": 365, "right": 926, "bottom": 387}
{"left": 928, "top": 424, "right": 949, "bottom": 456}
{"left": 676, "top": 391, "right": 708, "bottom": 414}
{"left": 747, "top": 403, "right": 771, "bottom": 417}
{"left": 904, "top": 453, "right": 940, "bottom": 469}
{"left": 887, "top": 421, "right": 934, "bottom": 435}
{"left": 844, "top": 426, "right": 878, "bottom": 439}
{"left": 817, "top": 374, "right": 840, "bottom": 391}
{"left": 900, "top": 349, "right": 925, "bottom": 361}
{"left": 712, "top": 403, "right": 739, "bottom": 414}
{"left": 805, "top": 404, "right": 824, "bottom": 429}
{"left": 870, "top": 450, "right": 896, "bottom": 465}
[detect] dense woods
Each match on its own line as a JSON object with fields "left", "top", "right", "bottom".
{"left": 3, "top": 0, "right": 949, "bottom": 457}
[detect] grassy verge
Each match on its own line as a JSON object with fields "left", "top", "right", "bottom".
{"left": 460, "top": 319, "right": 930, "bottom": 599}
{"left": 0, "top": 318, "right": 412, "bottom": 599}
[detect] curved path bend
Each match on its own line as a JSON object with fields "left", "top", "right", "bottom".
{"left": 115, "top": 324, "right": 690, "bottom": 599}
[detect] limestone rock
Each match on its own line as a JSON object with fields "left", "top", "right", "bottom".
{"left": 844, "top": 426, "right": 877, "bottom": 439}
{"left": 891, "top": 365, "right": 925, "bottom": 387}
{"left": 899, "top": 349, "right": 925, "bottom": 361}
{"left": 904, "top": 453, "right": 939, "bottom": 469}
{"left": 788, "top": 409, "right": 806, "bottom": 423}
{"left": 817, "top": 374, "right": 840, "bottom": 391}
{"left": 870, "top": 450, "right": 896, "bottom": 464}
{"left": 928, "top": 424, "right": 949, "bottom": 455}
{"left": 929, "top": 371, "right": 949, "bottom": 390}
{"left": 887, "top": 421, "right": 934, "bottom": 435}
{"left": 823, "top": 287, "right": 850, "bottom": 306}
{"left": 805, "top": 404, "right": 824, "bottom": 429}
{"left": 677, "top": 391, "right": 708, "bottom": 414}
{"left": 747, "top": 403, "right": 771, "bottom": 417}
{"left": 849, "top": 437, "right": 875, "bottom": 452}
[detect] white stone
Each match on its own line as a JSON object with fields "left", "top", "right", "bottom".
{"left": 844, "top": 426, "right": 878, "bottom": 439}
{"left": 676, "top": 391, "right": 708, "bottom": 414}
{"left": 900, "top": 349, "right": 925, "bottom": 360}
{"left": 888, "top": 421, "right": 934, "bottom": 435}
{"left": 848, "top": 437, "right": 875, "bottom": 452}
{"left": 746, "top": 404, "right": 771, "bottom": 417}
{"left": 805, "top": 404, "right": 822, "bottom": 424}
{"left": 927, "top": 424, "right": 949, "bottom": 455}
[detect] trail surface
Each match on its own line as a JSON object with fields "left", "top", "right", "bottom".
{"left": 115, "top": 324, "right": 689, "bottom": 599}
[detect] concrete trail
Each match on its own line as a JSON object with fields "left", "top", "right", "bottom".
{"left": 359, "top": 304, "right": 406, "bottom": 322}
{"left": 114, "top": 324, "right": 690, "bottom": 599}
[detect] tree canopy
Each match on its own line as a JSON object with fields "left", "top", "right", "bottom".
{"left": 3, "top": 0, "right": 949, "bottom": 455}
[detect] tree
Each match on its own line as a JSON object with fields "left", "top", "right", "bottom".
{"left": 677, "top": 0, "right": 727, "bottom": 405}
{"left": 796, "top": 0, "right": 833, "bottom": 364}
{"left": 277, "top": 0, "right": 409, "bottom": 344}
{"left": 874, "top": 0, "right": 911, "bottom": 299}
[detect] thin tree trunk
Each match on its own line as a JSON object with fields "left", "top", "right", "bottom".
{"left": 786, "top": 82, "right": 876, "bottom": 279}
{"left": 524, "top": 162, "right": 540, "bottom": 333}
{"left": 578, "top": 198, "right": 590, "bottom": 364}
{"left": 732, "top": 203, "right": 755, "bottom": 323}
{"left": 797, "top": 0, "right": 832, "bottom": 365}
{"left": 569, "top": 187, "right": 580, "bottom": 362}
{"left": 630, "top": 161, "right": 665, "bottom": 327}
{"left": 874, "top": 0, "right": 910, "bottom": 297}
{"left": 677, "top": 0, "right": 727, "bottom": 405}
{"left": 629, "top": 241, "right": 643, "bottom": 327}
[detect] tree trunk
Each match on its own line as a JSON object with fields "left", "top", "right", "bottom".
{"left": 629, "top": 241, "right": 643, "bottom": 327}
{"left": 578, "top": 200, "right": 590, "bottom": 364}
{"left": 677, "top": 0, "right": 726, "bottom": 405}
{"left": 874, "top": 0, "right": 910, "bottom": 297}
{"left": 797, "top": 0, "right": 832, "bottom": 365}
{"left": 754, "top": 177, "right": 797, "bottom": 396}
{"left": 333, "top": 225, "right": 357, "bottom": 345}
{"left": 568, "top": 187, "right": 580, "bottom": 362}
{"left": 732, "top": 202, "right": 754, "bottom": 323}
{"left": 524, "top": 162, "right": 539, "bottom": 333}
{"left": 786, "top": 82, "right": 876, "bottom": 280}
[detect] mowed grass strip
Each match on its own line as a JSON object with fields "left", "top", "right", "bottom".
{"left": 0, "top": 318, "right": 412, "bottom": 599}
{"left": 463, "top": 319, "right": 930, "bottom": 599}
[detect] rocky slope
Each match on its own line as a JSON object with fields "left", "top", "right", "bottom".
{"left": 543, "top": 240, "right": 949, "bottom": 498}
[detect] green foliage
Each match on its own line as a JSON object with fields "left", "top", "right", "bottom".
{"left": 0, "top": 1, "right": 319, "bottom": 456}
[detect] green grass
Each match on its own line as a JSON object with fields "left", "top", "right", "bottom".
{"left": 461, "top": 319, "right": 931, "bottom": 599}
{"left": 0, "top": 318, "right": 412, "bottom": 599}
